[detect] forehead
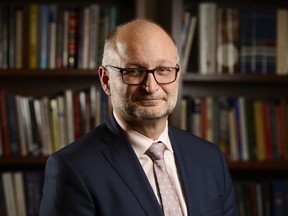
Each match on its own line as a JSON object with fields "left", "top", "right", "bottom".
{"left": 115, "top": 23, "right": 177, "bottom": 65}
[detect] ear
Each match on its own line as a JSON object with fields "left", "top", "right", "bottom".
{"left": 98, "top": 66, "right": 111, "bottom": 95}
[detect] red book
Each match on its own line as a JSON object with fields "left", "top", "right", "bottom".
{"left": 73, "top": 93, "right": 80, "bottom": 140}
{"left": 0, "top": 90, "right": 10, "bottom": 156}
{"left": 67, "top": 9, "right": 79, "bottom": 69}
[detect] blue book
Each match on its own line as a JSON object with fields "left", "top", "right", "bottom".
{"left": 38, "top": 4, "right": 49, "bottom": 69}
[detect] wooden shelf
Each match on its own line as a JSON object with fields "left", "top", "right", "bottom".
{"left": 228, "top": 161, "right": 288, "bottom": 171}
{"left": 1, "top": 156, "right": 288, "bottom": 171}
{"left": 0, "top": 156, "right": 48, "bottom": 165}
{"left": 0, "top": 69, "right": 98, "bottom": 77}
{"left": 182, "top": 73, "right": 288, "bottom": 83}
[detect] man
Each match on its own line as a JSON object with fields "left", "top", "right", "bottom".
{"left": 39, "top": 19, "right": 239, "bottom": 215}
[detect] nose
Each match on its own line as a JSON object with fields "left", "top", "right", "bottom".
{"left": 143, "top": 73, "right": 159, "bottom": 93}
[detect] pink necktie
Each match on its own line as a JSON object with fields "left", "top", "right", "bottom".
{"left": 146, "top": 142, "right": 183, "bottom": 216}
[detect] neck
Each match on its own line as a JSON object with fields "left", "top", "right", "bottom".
{"left": 128, "top": 118, "right": 167, "bottom": 140}
{"left": 115, "top": 111, "right": 167, "bottom": 140}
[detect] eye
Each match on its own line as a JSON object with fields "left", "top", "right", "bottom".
{"left": 123, "top": 68, "right": 145, "bottom": 76}
{"left": 157, "top": 67, "right": 173, "bottom": 73}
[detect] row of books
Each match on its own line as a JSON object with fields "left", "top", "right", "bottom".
{"left": 235, "top": 179, "right": 288, "bottom": 216}
{"left": 0, "top": 3, "right": 125, "bottom": 70}
{"left": 181, "top": 96, "right": 288, "bottom": 161}
{"left": 181, "top": 2, "right": 288, "bottom": 75}
{"left": 0, "top": 171, "right": 43, "bottom": 216}
{"left": 0, "top": 86, "right": 111, "bottom": 157}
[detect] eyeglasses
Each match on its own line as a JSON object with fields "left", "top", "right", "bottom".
{"left": 105, "top": 64, "right": 179, "bottom": 85}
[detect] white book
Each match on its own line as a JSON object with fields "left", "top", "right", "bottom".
{"left": 15, "top": 95, "right": 27, "bottom": 156}
{"left": 181, "top": 16, "right": 197, "bottom": 73}
{"left": 64, "top": 89, "right": 74, "bottom": 144}
{"left": 199, "top": 2, "right": 217, "bottom": 74}
{"left": 57, "top": 95, "right": 67, "bottom": 148}
{"left": 13, "top": 172, "right": 27, "bottom": 216}
{"left": 2, "top": 172, "right": 17, "bottom": 216}
{"left": 21, "top": 97, "right": 33, "bottom": 154}
{"left": 34, "top": 99, "right": 44, "bottom": 152}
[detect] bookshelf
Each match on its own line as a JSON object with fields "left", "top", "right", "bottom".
{"left": 0, "top": 0, "right": 144, "bottom": 215}
{"left": 177, "top": 0, "right": 288, "bottom": 214}
{"left": 1, "top": 0, "right": 288, "bottom": 214}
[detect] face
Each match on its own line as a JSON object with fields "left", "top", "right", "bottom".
{"left": 99, "top": 22, "right": 181, "bottom": 123}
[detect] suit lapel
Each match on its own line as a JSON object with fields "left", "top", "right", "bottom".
{"left": 169, "top": 127, "right": 199, "bottom": 215}
{"left": 101, "top": 116, "right": 162, "bottom": 215}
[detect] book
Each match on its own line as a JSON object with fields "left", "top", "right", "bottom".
{"left": 240, "top": 9, "right": 276, "bottom": 74}
{"left": 8, "top": 5, "right": 15, "bottom": 69}
{"left": 245, "top": 98, "right": 257, "bottom": 160}
{"left": 238, "top": 97, "right": 249, "bottom": 161}
{"left": 6, "top": 92, "right": 20, "bottom": 156}
{"left": 57, "top": 95, "right": 67, "bottom": 148}
{"left": 0, "top": 4, "right": 7, "bottom": 69}
{"left": 253, "top": 100, "right": 266, "bottom": 160}
{"left": 15, "top": 7, "right": 24, "bottom": 69}
{"left": 15, "top": 95, "right": 27, "bottom": 156}
{"left": 216, "top": 7, "right": 240, "bottom": 74}
{"left": 217, "top": 97, "right": 230, "bottom": 158}
{"left": 67, "top": 8, "right": 79, "bottom": 69}
{"left": 13, "top": 172, "right": 27, "bottom": 216}
{"left": 205, "top": 96, "right": 214, "bottom": 142}
{"left": 28, "top": 4, "right": 39, "bottom": 69}
{"left": 88, "top": 4, "right": 100, "bottom": 69}
{"left": 199, "top": 2, "right": 217, "bottom": 74}
{"left": 29, "top": 98, "right": 41, "bottom": 155}
{"left": 21, "top": 97, "right": 33, "bottom": 155}
{"left": 228, "top": 104, "right": 238, "bottom": 161}
{"left": 0, "top": 173, "right": 7, "bottom": 215}
{"left": 38, "top": 4, "right": 49, "bottom": 69}
{"left": 2, "top": 172, "right": 17, "bottom": 216}
{"left": 0, "top": 90, "right": 10, "bottom": 156}
{"left": 64, "top": 89, "right": 74, "bottom": 144}
{"left": 78, "top": 6, "right": 91, "bottom": 69}
{"left": 48, "top": 4, "right": 57, "bottom": 69}
{"left": 50, "top": 98, "right": 61, "bottom": 152}
{"left": 40, "top": 97, "right": 53, "bottom": 155}
{"left": 276, "top": 9, "right": 288, "bottom": 75}
{"left": 181, "top": 15, "right": 197, "bottom": 73}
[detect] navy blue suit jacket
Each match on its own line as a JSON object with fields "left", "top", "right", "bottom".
{"left": 39, "top": 116, "right": 239, "bottom": 215}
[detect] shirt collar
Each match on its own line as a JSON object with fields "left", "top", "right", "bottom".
{"left": 113, "top": 111, "right": 173, "bottom": 159}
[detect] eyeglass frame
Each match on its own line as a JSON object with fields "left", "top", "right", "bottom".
{"left": 104, "top": 64, "right": 180, "bottom": 85}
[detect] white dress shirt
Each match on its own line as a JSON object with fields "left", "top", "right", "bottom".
{"left": 113, "top": 112, "right": 187, "bottom": 216}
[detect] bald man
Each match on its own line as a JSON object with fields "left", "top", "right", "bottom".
{"left": 39, "top": 19, "right": 239, "bottom": 216}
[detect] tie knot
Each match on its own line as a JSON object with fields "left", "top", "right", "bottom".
{"left": 145, "top": 142, "right": 166, "bottom": 161}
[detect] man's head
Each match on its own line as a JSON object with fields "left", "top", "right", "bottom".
{"left": 98, "top": 19, "right": 181, "bottom": 124}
